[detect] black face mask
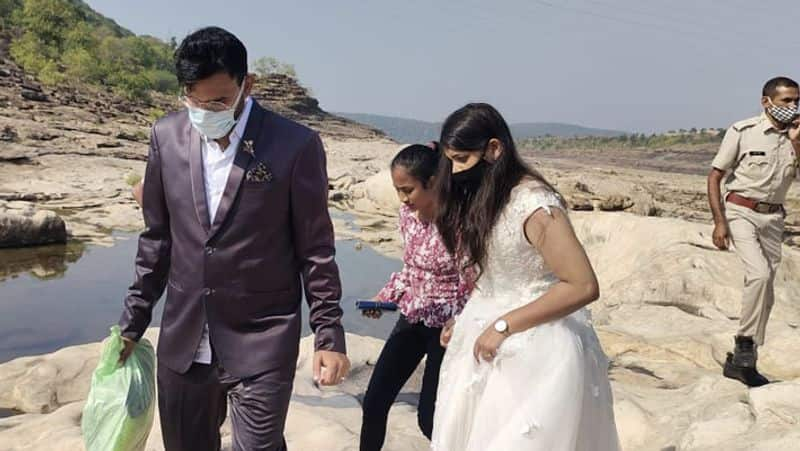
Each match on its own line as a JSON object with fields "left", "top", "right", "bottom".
{"left": 451, "top": 158, "right": 489, "bottom": 190}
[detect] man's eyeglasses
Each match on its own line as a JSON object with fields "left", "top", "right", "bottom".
{"left": 179, "top": 80, "right": 247, "bottom": 112}
{"left": 179, "top": 94, "right": 234, "bottom": 112}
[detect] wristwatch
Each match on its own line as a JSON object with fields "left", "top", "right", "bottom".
{"left": 494, "top": 319, "right": 510, "bottom": 336}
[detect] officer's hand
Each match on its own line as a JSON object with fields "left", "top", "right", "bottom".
{"left": 712, "top": 222, "right": 730, "bottom": 250}
{"left": 789, "top": 118, "right": 800, "bottom": 142}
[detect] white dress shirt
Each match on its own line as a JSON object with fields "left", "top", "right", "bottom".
{"left": 193, "top": 96, "right": 253, "bottom": 364}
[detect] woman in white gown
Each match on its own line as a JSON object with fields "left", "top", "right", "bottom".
{"left": 430, "top": 103, "right": 620, "bottom": 451}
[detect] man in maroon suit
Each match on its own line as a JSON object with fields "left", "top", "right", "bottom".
{"left": 118, "top": 26, "right": 350, "bottom": 451}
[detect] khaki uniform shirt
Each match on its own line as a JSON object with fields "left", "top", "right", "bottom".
{"left": 711, "top": 113, "right": 799, "bottom": 204}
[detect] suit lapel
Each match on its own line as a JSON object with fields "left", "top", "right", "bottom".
{"left": 188, "top": 124, "right": 211, "bottom": 233}
{"left": 208, "top": 102, "right": 266, "bottom": 239}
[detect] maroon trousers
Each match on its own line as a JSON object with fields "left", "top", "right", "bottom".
{"left": 157, "top": 357, "right": 295, "bottom": 451}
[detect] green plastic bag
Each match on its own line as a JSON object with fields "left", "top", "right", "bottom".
{"left": 82, "top": 325, "right": 156, "bottom": 451}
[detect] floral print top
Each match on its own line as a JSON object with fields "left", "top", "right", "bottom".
{"left": 376, "top": 205, "right": 475, "bottom": 328}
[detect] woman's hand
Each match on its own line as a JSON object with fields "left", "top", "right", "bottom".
{"left": 473, "top": 323, "right": 506, "bottom": 363}
{"left": 440, "top": 318, "right": 456, "bottom": 348}
{"left": 361, "top": 297, "right": 383, "bottom": 319}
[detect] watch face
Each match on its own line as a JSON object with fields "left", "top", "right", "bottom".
{"left": 494, "top": 320, "right": 508, "bottom": 332}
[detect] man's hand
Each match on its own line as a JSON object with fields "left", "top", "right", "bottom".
{"left": 313, "top": 350, "right": 350, "bottom": 386}
{"left": 119, "top": 336, "right": 136, "bottom": 365}
{"left": 712, "top": 221, "right": 731, "bottom": 250}
{"left": 131, "top": 180, "right": 144, "bottom": 208}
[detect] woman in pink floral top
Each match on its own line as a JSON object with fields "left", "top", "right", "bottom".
{"left": 375, "top": 203, "right": 474, "bottom": 326}
{"left": 360, "top": 144, "right": 475, "bottom": 451}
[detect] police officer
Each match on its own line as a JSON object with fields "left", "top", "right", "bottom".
{"left": 707, "top": 76, "right": 800, "bottom": 387}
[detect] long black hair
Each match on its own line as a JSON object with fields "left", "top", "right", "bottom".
{"left": 434, "top": 103, "right": 561, "bottom": 276}
{"left": 390, "top": 143, "right": 441, "bottom": 187}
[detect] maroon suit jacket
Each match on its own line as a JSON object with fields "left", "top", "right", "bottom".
{"left": 119, "top": 101, "right": 345, "bottom": 378}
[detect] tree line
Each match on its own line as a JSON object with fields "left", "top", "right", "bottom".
{"left": 1, "top": 0, "right": 298, "bottom": 101}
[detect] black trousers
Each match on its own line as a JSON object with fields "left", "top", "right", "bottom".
{"left": 360, "top": 315, "right": 446, "bottom": 451}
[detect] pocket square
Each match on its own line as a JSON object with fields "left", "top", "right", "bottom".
{"left": 246, "top": 161, "right": 273, "bottom": 183}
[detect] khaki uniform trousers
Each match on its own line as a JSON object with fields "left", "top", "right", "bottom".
{"left": 726, "top": 202, "right": 784, "bottom": 345}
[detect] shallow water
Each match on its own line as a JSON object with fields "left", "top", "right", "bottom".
{"left": 0, "top": 234, "right": 401, "bottom": 363}
{"left": 0, "top": 407, "right": 21, "bottom": 418}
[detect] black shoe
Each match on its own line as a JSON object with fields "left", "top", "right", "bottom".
{"left": 723, "top": 352, "right": 769, "bottom": 387}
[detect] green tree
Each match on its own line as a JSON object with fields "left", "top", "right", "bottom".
{"left": 107, "top": 70, "right": 151, "bottom": 99}
{"left": 0, "top": 0, "right": 22, "bottom": 27}
{"left": 37, "top": 58, "right": 66, "bottom": 84}
{"left": 63, "top": 47, "right": 104, "bottom": 83}
{"left": 10, "top": 0, "right": 78, "bottom": 80}
{"left": 18, "top": 0, "right": 77, "bottom": 50}
{"left": 145, "top": 68, "right": 178, "bottom": 93}
{"left": 10, "top": 33, "right": 51, "bottom": 73}
{"left": 252, "top": 56, "right": 297, "bottom": 78}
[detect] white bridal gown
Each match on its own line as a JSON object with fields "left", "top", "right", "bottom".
{"left": 431, "top": 182, "right": 620, "bottom": 451}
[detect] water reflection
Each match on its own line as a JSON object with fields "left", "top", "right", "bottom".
{"left": 0, "top": 242, "right": 86, "bottom": 282}
{"left": 0, "top": 234, "right": 401, "bottom": 363}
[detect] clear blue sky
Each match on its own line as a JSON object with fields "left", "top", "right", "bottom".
{"left": 86, "top": 0, "right": 799, "bottom": 133}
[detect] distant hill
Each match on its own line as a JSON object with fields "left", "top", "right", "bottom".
{"left": 1, "top": 0, "right": 176, "bottom": 99}
{"left": 335, "top": 112, "right": 627, "bottom": 144}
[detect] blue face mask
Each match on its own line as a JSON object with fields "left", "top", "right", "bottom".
{"left": 186, "top": 82, "right": 246, "bottom": 139}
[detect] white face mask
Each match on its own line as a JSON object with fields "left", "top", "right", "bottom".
{"left": 186, "top": 82, "right": 246, "bottom": 139}
{"left": 767, "top": 97, "right": 799, "bottom": 125}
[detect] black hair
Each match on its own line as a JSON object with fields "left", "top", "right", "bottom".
{"left": 763, "top": 76, "right": 799, "bottom": 98}
{"left": 390, "top": 143, "right": 441, "bottom": 188}
{"left": 434, "top": 103, "right": 562, "bottom": 276}
{"left": 174, "top": 26, "right": 248, "bottom": 87}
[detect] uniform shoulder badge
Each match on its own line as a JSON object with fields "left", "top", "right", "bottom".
{"left": 732, "top": 115, "right": 761, "bottom": 132}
